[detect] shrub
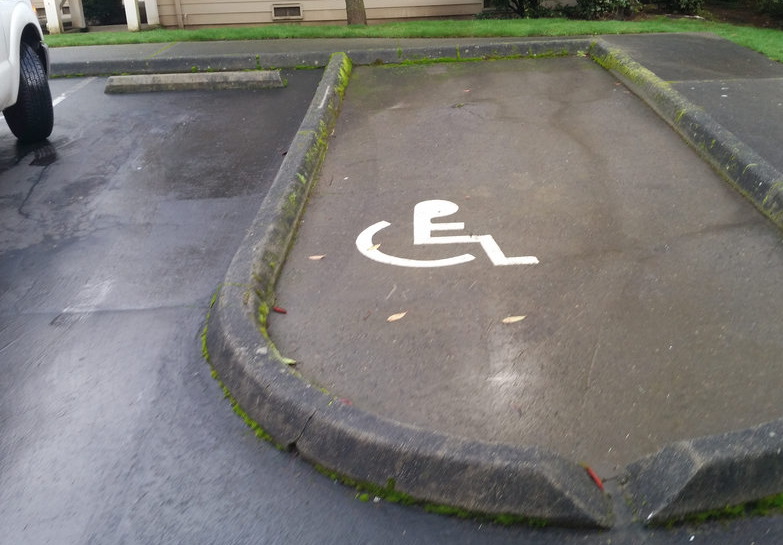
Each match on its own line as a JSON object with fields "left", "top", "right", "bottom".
{"left": 486, "top": 0, "right": 545, "bottom": 18}
{"left": 574, "top": 0, "right": 640, "bottom": 19}
{"left": 756, "top": 0, "right": 783, "bottom": 18}
{"left": 658, "top": 0, "right": 704, "bottom": 15}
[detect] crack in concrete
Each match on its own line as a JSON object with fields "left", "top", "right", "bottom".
{"left": 292, "top": 408, "right": 317, "bottom": 449}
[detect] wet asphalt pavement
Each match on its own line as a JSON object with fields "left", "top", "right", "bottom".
{"left": 0, "top": 72, "right": 343, "bottom": 543}
{"left": 2, "top": 53, "right": 783, "bottom": 543}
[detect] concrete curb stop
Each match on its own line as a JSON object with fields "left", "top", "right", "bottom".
{"left": 104, "top": 70, "right": 284, "bottom": 93}
{"left": 590, "top": 38, "right": 783, "bottom": 230}
{"left": 205, "top": 47, "right": 612, "bottom": 528}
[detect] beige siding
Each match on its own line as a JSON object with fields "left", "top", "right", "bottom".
{"left": 367, "top": 3, "right": 479, "bottom": 21}
{"left": 34, "top": 0, "right": 483, "bottom": 28}
{"left": 156, "top": 0, "right": 482, "bottom": 28}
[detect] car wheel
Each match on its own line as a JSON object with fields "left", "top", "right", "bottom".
{"left": 3, "top": 42, "right": 54, "bottom": 143}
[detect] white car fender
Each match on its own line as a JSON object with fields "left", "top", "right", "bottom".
{"left": 1, "top": 0, "right": 45, "bottom": 109}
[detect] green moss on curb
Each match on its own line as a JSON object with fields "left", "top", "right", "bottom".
{"left": 663, "top": 491, "right": 783, "bottom": 528}
{"left": 202, "top": 288, "right": 545, "bottom": 527}
{"left": 386, "top": 49, "right": 570, "bottom": 67}
{"left": 589, "top": 44, "right": 672, "bottom": 96}
{"left": 335, "top": 52, "right": 353, "bottom": 98}
{"left": 200, "top": 286, "right": 286, "bottom": 450}
{"left": 251, "top": 52, "right": 351, "bottom": 339}
{"left": 313, "top": 464, "right": 548, "bottom": 528}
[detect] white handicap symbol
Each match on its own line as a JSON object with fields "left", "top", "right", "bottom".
{"left": 355, "top": 199, "right": 539, "bottom": 268}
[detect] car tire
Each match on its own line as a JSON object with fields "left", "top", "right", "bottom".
{"left": 3, "top": 42, "right": 53, "bottom": 143}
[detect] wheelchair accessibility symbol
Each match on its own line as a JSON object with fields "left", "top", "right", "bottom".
{"left": 355, "top": 200, "right": 539, "bottom": 268}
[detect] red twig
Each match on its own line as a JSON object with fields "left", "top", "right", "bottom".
{"left": 584, "top": 466, "right": 604, "bottom": 491}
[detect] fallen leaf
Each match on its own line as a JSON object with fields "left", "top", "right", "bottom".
{"left": 308, "top": 255, "right": 326, "bottom": 260}
{"left": 583, "top": 465, "right": 604, "bottom": 491}
{"left": 368, "top": 243, "right": 381, "bottom": 252}
{"left": 387, "top": 312, "right": 407, "bottom": 322}
{"left": 272, "top": 306, "right": 287, "bottom": 314}
{"left": 502, "top": 315, "right": 526, "bottom": 324}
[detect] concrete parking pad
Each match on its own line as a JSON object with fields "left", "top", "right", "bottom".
{"left": 268, "top": 57, "right": 783, "bottom": 478}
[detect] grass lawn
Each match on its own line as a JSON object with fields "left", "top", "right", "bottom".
{"left": 44, "top": 17, "right": 783, "bottom": 63}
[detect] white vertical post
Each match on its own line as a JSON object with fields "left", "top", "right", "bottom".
{"left": 143, "top": 0, "right": 160, "bottom": 26}
{"left": 42, "top": 0, "right": 63, "bottom": 34}
{"left": 68, "top": 0, "right": 86, "bottom": 29}
{"left": 123, "top": 0, "right": 141, "bottom": 31}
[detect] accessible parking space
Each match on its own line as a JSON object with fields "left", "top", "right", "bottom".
{"left": 268, "top": 57, "right": 783, "bottom": 477}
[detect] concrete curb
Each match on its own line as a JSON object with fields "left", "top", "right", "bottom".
{"left": 50, "top": 38, "right": 591, "bottom": 77}
{"left": 336, "top": 38, "right": 590, "bottom": 66}
{"left": 104, "top": 70, "right": 284, "bottom": 93}
{"left": 626, "top": 420, "right": 783, "bottom": 524}
{"left": 590, "top": 38, "right": 783, "bottom": 230}
{"left": 587, "top": 37, "right": 783, "bottom": 523}
{"left": 202, "top": 38, "right": 783, "bottom": 527}
{"left": 50, "top": 54, "right": 260, "bottom": 77}
{"left": 205, "top": 46, "right": 612, "bottom": 528}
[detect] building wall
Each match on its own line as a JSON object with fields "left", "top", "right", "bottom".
{"left": 155, "top": 0, "right": 483, "bottom": 28}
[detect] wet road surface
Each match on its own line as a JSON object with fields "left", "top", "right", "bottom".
{"left": 2, "top": 67, "right": 783, "bottom": 544}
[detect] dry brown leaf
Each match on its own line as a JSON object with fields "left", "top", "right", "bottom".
{"left": 502, "top": 315, "right": 527, "bottom": 324}
{"left": 387, "top": 312, "right": 407, "bottom": 322}
{"left": 308, "top": 255, "right": 325, "bottom": 260}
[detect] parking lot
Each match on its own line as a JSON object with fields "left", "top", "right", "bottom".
{"left": 4, "top": 33, "right": 783, "bottom": 540}
{"left": 0, "top": 71, "right": 324, "bottom": 543}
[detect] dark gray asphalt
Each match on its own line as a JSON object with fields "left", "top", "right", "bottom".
{"left": 0, "top": 71, "right": 335, "bottom": 543}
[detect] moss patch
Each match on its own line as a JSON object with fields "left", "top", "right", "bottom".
{"left": 313, "top": 465, "right": 548, "bottom": 528}
{"left": 665, "top": 491, "right": 783, "bottom": 528}
{"left": 200, "top": 286, "right": 286, "bottom": 450}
